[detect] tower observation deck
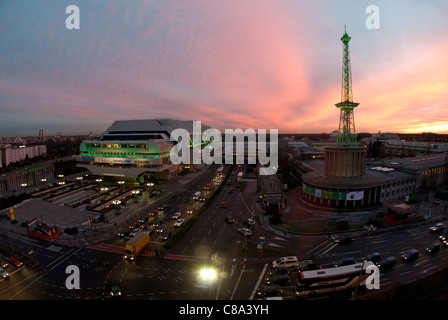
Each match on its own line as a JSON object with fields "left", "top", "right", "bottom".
{"left": 335, "top": 27, "right": 359, "bottom": 146}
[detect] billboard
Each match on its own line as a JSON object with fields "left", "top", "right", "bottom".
{"left": 302, "top": 183, "right": 364, "bottom": 201}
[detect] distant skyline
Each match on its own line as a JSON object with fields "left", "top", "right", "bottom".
{"left": 1, "top": 0, "right": 448, "bottom": 137}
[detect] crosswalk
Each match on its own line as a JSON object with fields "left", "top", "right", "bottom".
{"left": 88, "top": 242, "right": 208, "bottom": 261}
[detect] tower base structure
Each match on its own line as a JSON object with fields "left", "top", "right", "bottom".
{"left": 324, "top": 146, "right": 366, "bottom": 178}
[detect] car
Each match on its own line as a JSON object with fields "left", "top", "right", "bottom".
{"left": 426, "top": 243, "right": 440, "bottom": 254}
{"left": 265, "top": 275, "right": 291, "bottom": 286}
{"left": 439, "top": 232, "right": 448, "bottom": 242}
{"left": 377, "top": 256, "right": 396, "bottom": 269}
{"left": 117, "top": 228, "right": 129, "bottom": 237}
{"left": 158, "top": 204, "right": 169, "bottom": 211}
{"left": 186, "top": 207, "right": 195, "bottom": 214}
{"left": 256, "top": 285, "right": 283, "bottom": 298}
{"left": 267, "top": 267, "right": 290, "bottom": 276}
{"left": 220, "top": 202, "right": 227, "bottom": 208}
{"left": 148, "top": 209, "right": 158, "bottom": 216}
{"left": 0, "top": 260, "right": 8, "bottom": 268}
{"left": 129, "top": 228, "right": 140, "bottom": 237}
{"left": 238, "top": 228, "right": 252, "bottom": 237}
{"left": 144, "top": 223, "right": 156, "bottom": 234}
{"left": 430, "top": 223, "right": 444, "bottom": 232}
{"left": 138, "top": 215, "right": 148, "bottom": 224}
{"left": 334, "top": 235, "right": 356, "bottom": 244}
{"left": 109, "top": 279, "right": 122, "bottom": 297}
{"left": 364, "top": 252, "right": 382, "bottom": 264}
{"left": 334, "top": 257, "right": 356, "bottom": 267}
{"left": 402, "top": 249, "right": 419, "bottom": 262}
{"left": 228, "top": 188, "right": 234, "bottom": 193}
{"left": 0, "top": 267, "right": 9, "bottom": 278}
{"left": 161, "top": 230, "right": 172, "bottom": 240}
{"left": 225, "top": 216, "right": 235, "bottom": 223}
{"left": 9, "top": 256, "right": 22, "bottom": 268}
{"left": 128, "top": 221, "right": 139, "bottom": 230}
{"left": 174, "top": 218, "right": 185, "bottom": 227}
{"left": 156, "top": 224, "right": 166, "bottom": 233}
{"left": 171, "top": 212, "right": 182, "bottom": 220}
{"left": 244, "top": 218, "right": 256, "bottom": 226}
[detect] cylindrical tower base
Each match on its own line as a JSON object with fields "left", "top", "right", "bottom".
{"left": 324, "top": 146, "right": 366, "bottom": 178}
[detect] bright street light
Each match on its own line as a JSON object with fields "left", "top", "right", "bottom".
{"left": 199, "top": 268, "right": 216, "bottom": 281}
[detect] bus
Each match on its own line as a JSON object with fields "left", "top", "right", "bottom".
{"left": 295, "top": 262, "right": 374, "bottom": 297}
{"left": 237, "top": 172, "right": 244, "bottom": 183}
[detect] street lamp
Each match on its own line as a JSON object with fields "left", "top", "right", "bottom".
{"left": 199, "top": 268, "right": 217, "bottom": 282}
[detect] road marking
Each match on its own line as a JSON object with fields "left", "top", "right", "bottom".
{"left": 230, "top": 263, "right": 245, "bottom": 300}
{"left": 249, "top": 263, "right": 268, "bottom": 300}
{"left": 215, "top": 264, "right": 226, "bottom": 300}
{"left": 321, "top": 243, "right": 338, "bottom": 255}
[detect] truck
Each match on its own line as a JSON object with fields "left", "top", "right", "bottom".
{"left": 123, "top": 231, "right": 150, "bottom": 261}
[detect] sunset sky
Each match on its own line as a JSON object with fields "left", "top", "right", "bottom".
{"left": 1, "top": 0, "right": 447, "bottom": 137}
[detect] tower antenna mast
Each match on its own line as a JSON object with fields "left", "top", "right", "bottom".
{"left": 335, "top": 27, "right": 359, "bottom": 146}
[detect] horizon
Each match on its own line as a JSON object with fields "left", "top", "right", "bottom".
{"left": 1, "top": 1, "right": 447, "bottom": 137}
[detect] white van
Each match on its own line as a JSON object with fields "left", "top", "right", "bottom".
{"left": 192, "top": 191, "right": 201, "bottom": 200}
{"left": 272, "top": 256, "right": 299, "bottom": 269}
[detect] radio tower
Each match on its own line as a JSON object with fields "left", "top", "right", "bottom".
{"left": 335, "top": 26, "right": 359, "bottom": 146}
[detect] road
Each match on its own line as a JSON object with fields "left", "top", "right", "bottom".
{"left": 1, "top": 164, "right": 447, "bottom": 300}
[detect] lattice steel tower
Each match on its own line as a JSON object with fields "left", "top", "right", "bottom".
{"left": 335, "top": 27, "right": 359, "bottom": 146}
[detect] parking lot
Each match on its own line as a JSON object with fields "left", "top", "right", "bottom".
{"left": 0, "top": 164, "right": 216, "bottom": 247}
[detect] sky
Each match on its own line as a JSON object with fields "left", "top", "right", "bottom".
{"left": 1, "top": 0, "right": 447, "bottom": 137}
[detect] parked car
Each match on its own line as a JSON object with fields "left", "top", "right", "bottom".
{"left": 402, "top": 249, "right": 419, "bottom": 262}
{"left": 256, "top": 285, "right": 283, "bottom": 298}
{"left": 265, "top": 275, "right": 291, "bottom": 286}
{"left": 0, "top": 267, "right": 9, "bottom": 278}
{"left": 9, "top": 256, "right": 22, "bottom": 268}
{"left": 0, "top": 260, "right": 8, "bottom": 268}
